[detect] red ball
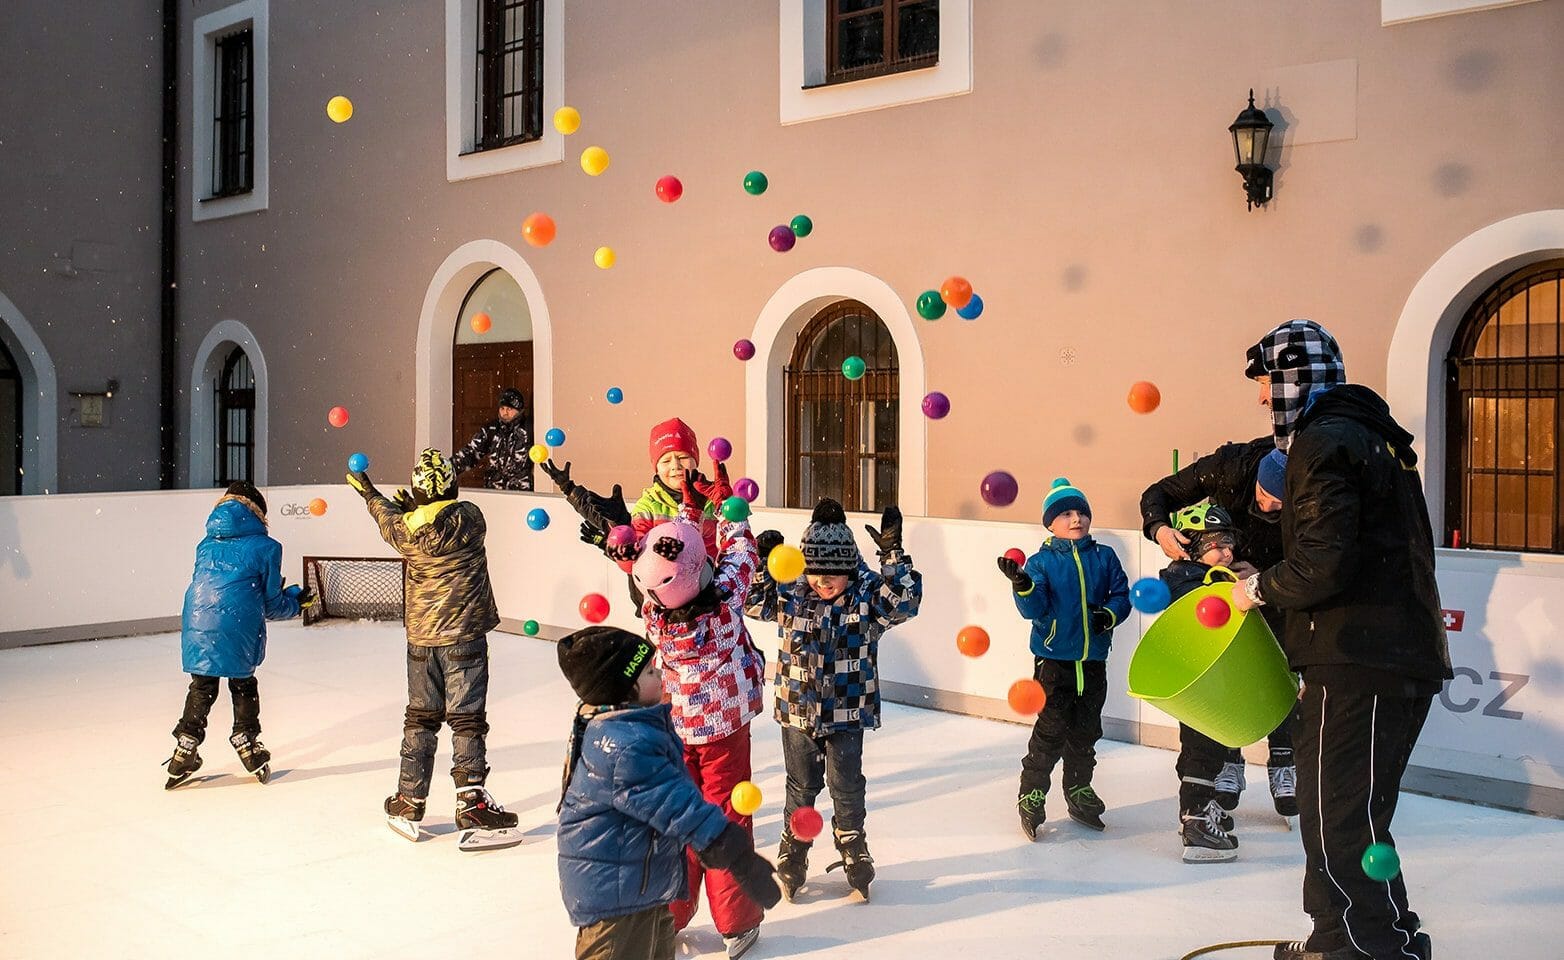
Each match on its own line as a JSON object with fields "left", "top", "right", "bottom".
{"left": 956, "top": 625, "right": 990, "bottom": 658}
{"left": 1003, "top": 548, "right": 1026, "bottom": 565}
{"left": 1008, "top": 678, "right": 1046, "bottom": 715}
{"left": 655, "top": 175, "right": 683, "bottom": 203}
{"left": 579, "top": 593, "right": 610, "bottom": 624}
{"left": 1195, "top": 595, "right": 1232, "bottom": 628}
{"left": 789, "top": 806, "right": 824, "bottom": 841}
{"left": 327, "top": 406, "right": 349, "bottom": 428}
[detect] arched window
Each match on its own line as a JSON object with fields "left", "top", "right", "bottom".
{"left": 452, "top": 267, "right": 533, "bottom": 483}
{"left": 1446, "top": 259, "right": 1563, "bottom": 553}
{"left": 0, "top": 337, "right": 20, "bottom": 496}
{"left": 216, "top": 346, "right": 255, "bottom": 485}
{"left": 785, "top": 299, "right": 898, "bottom": 511}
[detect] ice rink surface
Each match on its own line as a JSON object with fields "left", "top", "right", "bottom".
{"left": 2, "top": 623, "right": 1560, "bottom": 960}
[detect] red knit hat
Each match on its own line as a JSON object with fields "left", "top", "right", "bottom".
{"left": 648, "top": 417, "right": 699, "bottom": 466}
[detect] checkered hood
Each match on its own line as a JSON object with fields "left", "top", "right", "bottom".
{"left": 1245, "top": 319, "right": 1346, "bottom": 453}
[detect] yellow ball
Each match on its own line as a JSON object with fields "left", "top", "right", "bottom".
{"left": 326, "top": 96, "right": 353, "bottom": 123}
{"left": 580, "top": 145, "right": 610, "bottom": 176}
{"left": 767, "top": 545, "right": 806, "bottom": 583}
{"left": 529, "top": 444, "right": 550, "bottom": 464}
{"left": 594, "top": 246, "right": 616, "bottom": 269}
{"left": 730, "top": 781, "right": 763, "bottom": 817}
{"left": 553, "top": 105, "right": 581, "bottom": 135}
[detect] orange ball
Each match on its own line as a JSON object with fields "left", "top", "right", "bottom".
{"left": 470, "top": 312, "right": 492, "bottom": 334}
{"left": 522, "top": 212, "right": 556, "bottom": 247}
{"left": 308, "top": 498, "right": 327, "bottom": 517}
{"left": 1127, "top": 380, "right": 1161, "bottom": 414}
{"left": 940, "top": 275, "right": 974, "bottom": 309}
{"left": 956, "top": 625, "right": 991, "bottom": 658}
{"left": 1008, "top": 678, "right": 1047, "bottom": 715}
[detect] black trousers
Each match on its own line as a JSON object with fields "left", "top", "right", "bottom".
{"left": 1294, "top": 679, "right": 1432, "bottom": 959}
{"left": 1177, "top": 704, "right": 1298, "bottom": 813}
{"left": 173, "top": 674, "right": 260, "bottom": 742}
{"left": 1019, "top": 659, "right": 1107, "bottom": 796}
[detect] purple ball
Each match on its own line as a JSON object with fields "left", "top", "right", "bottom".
{"left": 734, "top": 477, "right": 759, "bottom": 503}
{"left": 922, "top": 391, "right": 950, "bottom": 420}
{"left": 980, "top": 470, "right": 1019, "bottom": 507}
{"left": 733, "top": 338, "right": 756, "bottom": 361}
{"left": 708, "top": 437, "right": 732, "bottom": 462}
{"left": 768, "top": 225, "right": 797, "bottom": 253}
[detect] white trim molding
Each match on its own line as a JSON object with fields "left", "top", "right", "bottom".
{"left": 1382, "top": 0, "right": 1539, "bottom": 25}
{"left": 0, "top": 290, "right": 59, "bottom": 494}
{"left": 779, "top": 0, "right": 973, "bottom": 125}
{"left": 191, "top": 0, "right": 269, "bottom": 222}
{"left": 445, "top": 0, "right": 566, "bottom": 182}
{"left": 745, "top": 267, "right": 927, "bottom": 514}
{"left": 1386, "top": 209, "right": 1564, "bottom": 536}
{"left": 415, "top": 240, "right": 554, "bottom": 460}
{"left": 189, "top": 319, "right": 270, "bottom": 487}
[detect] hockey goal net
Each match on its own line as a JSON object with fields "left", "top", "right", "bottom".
{"left": 301, "top": 556, "right": 407, "bottom": 626}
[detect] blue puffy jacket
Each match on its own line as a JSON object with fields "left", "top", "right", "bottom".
{"left": 557, "top": 703, "right": 731, "bottom": 927}
{"left": 180, "top": 498, "right": 300, "bottom": 677}
{"left": 1012, "top": 535, "right": 1131, "bottom": 665}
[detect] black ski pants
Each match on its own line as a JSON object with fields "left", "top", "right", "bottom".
{"left": 173, "top": 674, "right": 260, "bottom": 743}
{"left": 1019, "top": 658, "right": 1107, "bottom": 797}
{"left": 1177, "top": 704, "right": 1298, "bottom": 814}
{"left": 399, "top": 635, "right": 491, "bottom": 798}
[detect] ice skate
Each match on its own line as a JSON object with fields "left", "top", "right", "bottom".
{"left": 776, "top": 830, "right": 811, "bottom": 902}
{"left": 1018, "top": 788, "right": 1047, "bottom": 841}
{"left": 1065, "top": 784, "right": 1106, "bottom": 831}
{"left": 1214, "top": 760, "right": 1246, "bottom": 811}
{"left": 384, "top": 793, "right": 426, "bottom": 842}
{"left": 455, "top": 784, "right": 522, "bottom": 851}
{"left": 163, "top": 733, "right": 203, "bottom": 790}
{"left": 1269, "top": 763, "right": 1299, "bottom": 823}
{"left": 1181, "top": 801, "right": 1239, "bottom": 863}
{"left": 229, "top": 731, "right": 271, "bottom": 784}
{"left": 825, "top": 824, "right": 874, "bottom": 900}
{"left": 723, "top": 926, "right": 760, "bottom": 959}
{"left": 1273, "top": 932, "right": 1430, "bottom": 960}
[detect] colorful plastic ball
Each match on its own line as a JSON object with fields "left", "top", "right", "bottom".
{"left": 842, "top": 356, "right": 866, "bottom": 380}
{"left": 1128, "top": 381, "right": 1162, "bottom": 414}
{"left": 526, "top": 508, "right": 550, "bottom": 531}
{"left": 1195, "top": 595, "right": 1232, "bottom": 628}
{"left": 606, "top": 387, "right": 624, "bottom": 404}
{"left": 707, "top": 437, "right": 732, "bottom": 462}
{"left": 522, "top": 212, "right": 556, "bottom": 247}
{"left": 552, "top": 105, "right": 581, "bottom": 134}
{"left": 655, "top": 175, "right": 683, "bottom": 203}
{"left": 743, "top": 170, "right": 768, "bottom": 195}
{"left": 1130, "top": 577, "right": 1172, "bottom": 614}
{"left": 768, "top": 225, "right": 797, "bottom": 253}
{"left": 1008, "top": 678, "right": 1047, "bottom": 715}
{"left": 916, "top": 290, "right": 947, "bottom": 320}
{"left": 580, "top": 145, "right": 610, "bottom": 176}
{"left": 347, "top": 452, "right": 369, "bottom": 473}
{"left": 545, "top": 428, "right": 566, "bottom": 447}
{"left": 956, "top": 293, "right": 985, "bottom": 320}
{"left": 730, "top": 781, "right": 763, "bottom": 816}
{"left": 326, "top": 96, "right": 353, "bottom": 123}
{"left": 733, "top": 339, "right": 757, "bottom": 361}
{"left": 308, "top": 498, "right": 327, "bottom": 517}
{"left": 579, "top": 593, "right": 610, "bottom": 623}
{"left": 789, "top": 214, "right": 813, "bottom": 238}
{"left": 522, "top": 619, "right": 540, "bottom": 636}
{"left": 921, "top": 391, "right": 950, "bottom": 420}
{"left": 720, "top": 496, "right": 750, "bottom": 522}
{"left": 593, "top": 246, "right": 616, "bottom": 269}
{"left": 734, "top": 477, "right": 760, "bottom": 503}
{"left": 939, "top": 276, "right": 974, "bottom": 309}
{"left": 1003, "top": 548, "right": 1026, "bottom": 565}
{"left": 789, "top": 806, "right": 824, "bottom": 841}
{"left": 470, "top": 311, "right": 492, "bottom": 334}
{"left": 980, "top": 470, "right": 1019, "bottom": 507}
{"left": 1361, "top": 843, "right": 1401, "bottom": 881}
{"left": 528, "top": 444, "right": 550, "bottom": 464}
{"left": 956, "top": 625, "right": 991, "bottom": 658}
{"left": 606, "top": 524, "right": 637, "bottom": 549}
{"left": 768, "top": 544, "right": 806, "bottom": 582}
{"left": 328, "top": 406, "right": 349, "bottom": 428}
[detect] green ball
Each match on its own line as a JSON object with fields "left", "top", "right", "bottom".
{"left": 916, "top": 290, "right": 947, "bottom": 320}
{"left": 842, "top": 355, "right": 866, "bottom": 381}
{"left": 720, "top": 495, "right": 751, "bottom": 522}
{"left": 522, "top": 619, "right": 540, "bottom": 636}
{"left": 789, "top": 214, "right": 813, "bottom": 238}
{"left": 1361, "top": 843, "right": 1400, "bottom": 881}
{"left": 743, "top": 170, "right": 769, "bottom": 195}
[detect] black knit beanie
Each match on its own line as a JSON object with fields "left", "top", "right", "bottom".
{"left": 224, "top": 481, "right": 267, "bottom": 516}
{"left": 799, "top": 498, "right": 861, "bottom": 574}
{"left": 557, "top": 626, "right": 655, "bottom": 706}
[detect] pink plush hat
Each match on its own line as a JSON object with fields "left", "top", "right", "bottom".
{"left": 632, "top": 518, "right": 713, "bottom": 609}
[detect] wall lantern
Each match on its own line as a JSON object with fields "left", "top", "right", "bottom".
{"left": 1229, "top": 89, "right": 1274, "bottom": 210}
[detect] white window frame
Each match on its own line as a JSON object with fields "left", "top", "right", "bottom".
{"left": 779, "top": 0, "right": 972, "bottom": 126}
{"left": 1381, "top": 0, "right": 1539, "bottom": 25}
{"left": 191, "top": 0, "right": 269, "bottom": 222}
{"left": 445, "top": 0, "right": 565, "bottom": 182}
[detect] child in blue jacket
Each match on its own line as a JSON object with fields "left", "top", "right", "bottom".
{"left": 556, "top": 626, "right": 780, "bottom": 960}
{"left": 996, "top": 477, "right": 1130, "bottom": 838}
{"left": 165, "top": 482, "right": 309, "bottom": 789}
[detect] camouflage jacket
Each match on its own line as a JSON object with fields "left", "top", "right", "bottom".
{"left": 365, "top": 496, "right": 500, "bottom": 646}
{"left": 452, "top": 419, "right": 533, "bottom": 491}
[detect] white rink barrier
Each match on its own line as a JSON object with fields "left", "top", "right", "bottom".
{"left": 2, "top": 486, "right": 1561, "bottom": 815}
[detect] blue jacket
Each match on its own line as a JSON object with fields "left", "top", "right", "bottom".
{"left": 557, "top": 704, "right": 731, "bottom": 927}
{"left": 180, "top": 498, "right": 300, "bottom": 677}
{"left": 1012, "top": 535, "right": 1131, "bottom": 663}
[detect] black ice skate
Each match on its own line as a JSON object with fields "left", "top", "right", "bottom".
{"left": 1065, "top": 784, "right": 1106, "bottom": 831}
{"left": 1180, "top": 801, "right": 1239, "bottom": 863}
{"left": 1269, "top": 762, "right": 1299, "bottom": 824}
{"left": 1018, "top": 788, "right": 1047, "bottom": 841}
{"left": 229, "top": 731, "right": 271, "bottom": 784}
{"left": 776, "top": 831, "right": 811, "bottom": 902}
{"left": 723, "top": 926, "right": 760, "bottom": 959}
{"left": 825, "top": 824, "right": 875, "bottom": 900}
{"left": 454, "top": 784, "right": 522, "bottom": 851}
{"left": 164, "top": 733, "right": 203, "bottom": 790}
{"left": 1273, "top": 932, "right": 1430, "bottom": 960}
{"left": 1214, "top": 761, "right": 1246, "bottom": 811}
{"left": 384, "top": 793, "right": 426, "bottom": 842}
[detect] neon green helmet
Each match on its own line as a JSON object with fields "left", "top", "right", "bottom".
{"left": 1171, "top": 503, "right": 1237, "bottom": 539}
{"left": 411, "top": 448, "right": 456, "bottom": 500}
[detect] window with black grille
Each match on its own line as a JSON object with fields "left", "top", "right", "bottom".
{"left": 785, "top": 301, "right": 899, "bottom": 512}
{"left": 217, "top": 346, "right": 256, "bottom": 485}
{"left": 1446, "top": 260, "right": 1564, "bottom": 553}
{"left": 210, "top": 29, "right": 254, "bottom": 198}
{"left": 825, "top": 0, "right": 938, "bottom": 85}
{"left": 0, "top": 337, "right": 20, "bottom": 496}
{"left": 473, "top": 0, "right": 544, "bottom": 151}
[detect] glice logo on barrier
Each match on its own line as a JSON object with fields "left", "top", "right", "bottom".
{"left": 278, "top": 503, "right": 317, "bottom": 519}
{"left": 1439, "top": 667, "right": 1528, "bottom": 721}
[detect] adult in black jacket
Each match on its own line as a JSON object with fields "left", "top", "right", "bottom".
{"left": 1233, "top": 319, "right": 1451, "bottom": 960}
{"left": 452, "top": 387, "right": 533, "bottom": 491}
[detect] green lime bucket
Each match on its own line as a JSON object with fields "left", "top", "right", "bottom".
{"left": 1127, "top": 569, "right": 1299, "bottom": 748}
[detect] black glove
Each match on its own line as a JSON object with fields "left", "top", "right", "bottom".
{"left": 346, "top": 471, "right": 380, "bottom": 502}
{"left": 392, "top": 488, "right": 416, "bottom": 513}
{"left": 297, "top": 588, "right": 317, "bottom": 611}
{"left": 865, "top": 505, "right": 903, "bottom": 556}
{"left": 1089, "top": 606, "right": 1115, "bottom": 635}
{"left": 699, "top": 823, "right": 782, "bottom": 909}
{"left": 579, "top": 520, "right": 608, "bottom": 550}
{"left": 541, "top": 458, "right": 576, "bottom": 495}
{"left": 756, "top": 530, "right": 784, "bottom": 562}
{"left": 997, "top": 555, "right": 1031, "bottom": 591}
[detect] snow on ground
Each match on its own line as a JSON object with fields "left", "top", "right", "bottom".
{"left": 2, "top": 622, "right": 1560, "bottom": 960}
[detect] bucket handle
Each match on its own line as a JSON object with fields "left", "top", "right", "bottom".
{"left": 1202, "top": 565, "right": 1239, "bottom": 585}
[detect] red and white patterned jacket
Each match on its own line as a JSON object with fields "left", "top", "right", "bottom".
{"left": 640, "top": 499, "right": 765, "bottom": 745}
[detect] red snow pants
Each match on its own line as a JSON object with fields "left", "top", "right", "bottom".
{"left": 669, "top": 724, "right": 764, "bottom": 937}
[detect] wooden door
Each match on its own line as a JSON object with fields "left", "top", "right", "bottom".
{"left": 452, "top": 341, "right": 533, "bottom": 486}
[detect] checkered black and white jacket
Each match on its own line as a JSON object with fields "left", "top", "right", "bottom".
{"left": 745, "top": 551, "right": 922, "bottom": 736}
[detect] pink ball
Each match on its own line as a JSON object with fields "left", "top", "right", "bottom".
{"left": 733, "top": 339, "right": 756, "bottom": 361}
{"left": 708, "top": 437, "right": 732, "bottom": 462}
{"left": 789, "top": 806, "right": 824, "bottom": 841}
{"left": 922, "top": 391, "right": 950, "bottom": 419}
{"left": 768, "top": 225, "right": 797, "bottom": 253}
{"left": 606, "top": 524, "right": 636, "bottom": 548}
{"left": 980, "top": 470, "right": 1019, "bottom": 507}
{"left": 734, "top": 477, "right": 759, "bottom": 502}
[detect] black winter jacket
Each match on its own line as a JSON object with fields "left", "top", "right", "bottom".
{"left": 1140, "top": 437, "right": 1283, "bottom": 569}
{"left": 1256, "top": 385, "right": 1452, "bottom": 684}
{"left": 452, "top": 419, "right": 534, "bottom": 491}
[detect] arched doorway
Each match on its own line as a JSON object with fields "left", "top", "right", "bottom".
{"left": 189, "top": 319, "right": 268, "bottom": 487}
{"left": 0, "top": 292, "right": 58, "bottom": 495}
{"left": 0, "top": 337, "right": 20, "bottom": 495}
{"left": 217, "top": 346, "right": 256, "bottom": 485}
{"left": 451, "top": 267, "right": 533, "bottom": 487}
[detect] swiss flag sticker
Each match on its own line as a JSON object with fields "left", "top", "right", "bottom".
{"left": 1441, "top": 609, "right": 1464, "bottom": 632}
